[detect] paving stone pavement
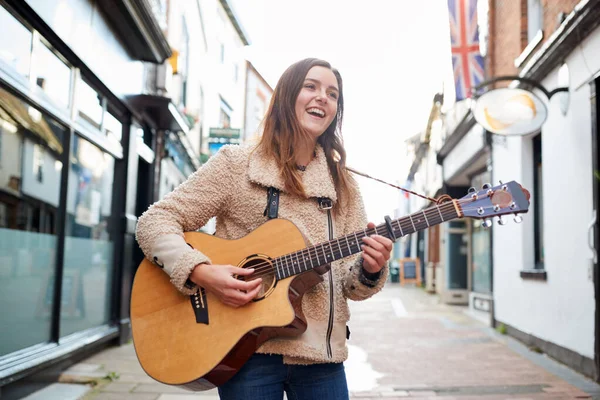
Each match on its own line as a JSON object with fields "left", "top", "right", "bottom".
{"left": 51, "top": 284, "right": 600, "bottom": 399}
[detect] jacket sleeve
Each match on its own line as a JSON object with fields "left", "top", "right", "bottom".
{"left": 341, "top": 178, "right": 389, "bottom": 301}
{"left": 135, "top": 145, "right": 237, "bottom": 295}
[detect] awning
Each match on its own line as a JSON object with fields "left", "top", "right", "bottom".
{"left": 126, "top": 94, "right": 200, "bottom": 170}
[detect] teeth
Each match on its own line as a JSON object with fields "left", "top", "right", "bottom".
{"left": 307, "top": 108, "right": 324, "bottom": 117}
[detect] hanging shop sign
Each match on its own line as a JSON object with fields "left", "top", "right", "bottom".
{"left": 470, "top": 75, "right": 569, "bottom": 137}
{"left": 472, "top": 88, "right": 547, "bottom": 136}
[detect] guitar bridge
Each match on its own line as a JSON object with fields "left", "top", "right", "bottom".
{"left": 190, "top": 288, "right": 209, "bottom": 325}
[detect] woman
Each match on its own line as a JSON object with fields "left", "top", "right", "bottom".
{"left": 135, "top": 58, "right": 392, "bottom": 399}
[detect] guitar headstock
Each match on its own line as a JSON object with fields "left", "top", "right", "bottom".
{"left": 458, "top": 181, "right": 530, "bottom": 227}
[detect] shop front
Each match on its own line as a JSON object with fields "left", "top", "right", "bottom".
{"left": 0, "top": 0, "right": 172, "bottom": 387}
{"left": 437, "top": 115, "right": 492, "bottom": 314}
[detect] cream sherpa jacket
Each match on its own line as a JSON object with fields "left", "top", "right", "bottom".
{"left": 135, "top": 143, "right": 388, "bottom": 365}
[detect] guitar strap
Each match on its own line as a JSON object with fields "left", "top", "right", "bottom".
{"left": 263, "top": 188, "right": 350, "bottom": 340}
{"left": 263, "top": 187, "right": 333, "bottom": 218}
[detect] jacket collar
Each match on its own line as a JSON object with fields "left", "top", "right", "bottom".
{"left": 247, "top": 143, "right": 338, "bottom": 203}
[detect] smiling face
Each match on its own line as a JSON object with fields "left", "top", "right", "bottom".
{"left": 294, "top": 66, "right": 339, "bottom": 141}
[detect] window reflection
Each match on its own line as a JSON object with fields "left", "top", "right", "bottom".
{"left": 0, "top": 86, "right": 65, "bottom": 356}
{"left": 0, "top": 6, "right": 32, "bottom": 78}
{"left": 77, "top": 79, "right": 103, "bottom": 129}
{"left": 36, "top": 43, "right": 71, "bottom": 109}
{"left": 61, "top": 135, "right": 114, "bottom": 337}
{"left": 104, "top": 111, "right": 122, "bottom": 142}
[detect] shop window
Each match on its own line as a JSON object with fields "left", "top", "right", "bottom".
{"left": 0, "top": 5, "right": 33, "bottom": 78}
{"left": 470, "top": 169, "right": 492, "bottom": 293}
{"left": 527, "top": 0, "right": 543, "bottom": 43}
{"left": 77, "top": 78, "right": 104, "bottom": 130}
{"left": 103, "top": 111, "right": 122, "bottom": 142}
{"left": 219, "top": 97, "right": 232, "bottom": 128}
{"left": 61, "top": 134, "right": 115, "bottom": 337}
{"left": 533, "top": 134, "right": 544, "bottom": 268}
{"left": 0, "top": 85, "right": 65, "bottom": 356}
{"left": 178, "top": 17, "right": 190, "bottom": 108}
{"left": 36, "top": 42, "right": 71, "bottom": 109}
{"left": 33, "top": 143, "right": 44, "bottom": 182}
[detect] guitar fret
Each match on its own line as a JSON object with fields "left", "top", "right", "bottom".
{"left": 422, "top": 210, "right": 430, "bottom": 227}
{"left": 353, "top": 232, "right": 360, "bottom": 253}
{"left": 409, "top": 215, "right": 416, "bottom": 232}
{"left": 396, "top": 220, "right": 404, "bottom": 236}
{"left": 436, "top": 205, "right": 444, "bottom": 222}
{"left": 298, "top": 249, "right": 306, "bottom": 272}
{"left": 344, "top": 234, "right": 351, "bottom": 255}
{"left": 278, "top": 256, "right": 284, "bottom": 277}
{"left": 274, "top": 258, "right": 282, "bottom": 280}
{"left": 308, "top": 246, "right": 315, "bottom": 270}
{"left": 293, "top": 252, "right": 300, "bottom": 274}
{"left": 285, "top": 254, "right": 291, "bottom": 277}
{"left": 314, "top": 244, "right": 321, "bottom": 265}
{"left": 336, "top": 238, "right": 343, "bottom": 259}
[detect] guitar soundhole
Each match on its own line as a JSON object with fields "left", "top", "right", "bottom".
{"left": 238, "top": 255, "right": 276, "bottom": 301}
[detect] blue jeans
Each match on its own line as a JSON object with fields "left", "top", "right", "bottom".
{"left": 217, "top": 353, "right": 349, "bottom": 400}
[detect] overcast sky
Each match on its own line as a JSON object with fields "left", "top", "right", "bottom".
{"left": 230, "top": 0, "right": 455, "bottom": 221}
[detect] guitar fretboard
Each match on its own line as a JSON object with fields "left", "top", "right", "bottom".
{"left": 274, "top": 200, "right": 460, "bottom": 279}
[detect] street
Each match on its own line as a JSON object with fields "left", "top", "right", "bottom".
{"left": 17, "top": 284, "right": 599, "bottom": 400}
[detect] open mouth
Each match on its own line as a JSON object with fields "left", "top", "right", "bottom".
{"left": 307, "top": 108, "right": 325, "bottom": 118}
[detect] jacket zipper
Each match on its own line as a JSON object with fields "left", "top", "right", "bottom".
{"left": 325, "top": 208, "right": 334, "bottom": 358}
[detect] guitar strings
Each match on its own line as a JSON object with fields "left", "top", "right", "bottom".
{"left": 245, "top": 200, "right": 459, "bottom": 278}
{"left": 241, "top": 198, "right": 522, "bottom": 280}
{"left": 245, "top": 200, "right": 513, "bottom": 279}
{"left": 240, "top": 199, "right": 500, "bottom": 279}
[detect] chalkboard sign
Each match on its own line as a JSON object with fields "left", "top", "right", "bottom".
{"left": 399, "top": 258, "right": 421, "bottom": 286}
{"left": 402, "top": 260, "right": 417, "bottom": 279}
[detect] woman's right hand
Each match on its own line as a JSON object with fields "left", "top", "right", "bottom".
{"left": 189, "top": 264, "right": 262, "bottom": 308}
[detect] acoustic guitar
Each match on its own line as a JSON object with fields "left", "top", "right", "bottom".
{"left": 130, "top": 181, "right": 530, "bottom": 390}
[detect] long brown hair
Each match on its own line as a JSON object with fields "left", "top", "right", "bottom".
{"left": 257, "top": 58, "right": 352, "bottom": 209}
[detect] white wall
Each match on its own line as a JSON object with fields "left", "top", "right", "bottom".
{"left": 493, "top": 31, "right": 597, "bottom": 358}
{"left": 244, "top": 64, "right": 272, "bottom": 141}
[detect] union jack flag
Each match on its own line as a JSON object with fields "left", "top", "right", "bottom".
{"left": 447, "top": 0, "right": 484, "bottom": 101}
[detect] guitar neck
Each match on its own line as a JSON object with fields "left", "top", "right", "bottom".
{"left": 274, "top": 200, "right": 461, "bottom": 280}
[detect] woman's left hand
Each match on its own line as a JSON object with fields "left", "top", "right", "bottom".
{"left": 361, "top": 222, "right": 394, "bottom": 274}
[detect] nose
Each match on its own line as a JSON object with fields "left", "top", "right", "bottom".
{"left": 316, "top": 89, "right": 328, "bottom": 103}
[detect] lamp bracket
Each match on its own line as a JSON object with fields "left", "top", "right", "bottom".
{"left": 472, "top": 76, "right": 568, "bottom": 100}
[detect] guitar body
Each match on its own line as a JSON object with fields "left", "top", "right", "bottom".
{"left": 130, "top": 219, "right": 325, "bottom": 390}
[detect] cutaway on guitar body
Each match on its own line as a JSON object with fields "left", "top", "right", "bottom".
{"left": 130, "top": 219, "right": 323, "bottom": 390}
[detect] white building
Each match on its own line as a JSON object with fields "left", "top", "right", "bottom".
{"left": 491, "top": 3, "right": 599, "bottom": 379}
{"left": 198, "top": 0, "right": 249, "bottom": 157}
{"left": 432, "top": 0, "right": 600, "bottom": 381}
{"left": 243, "top": 60, "right": 273, "bottom": 142}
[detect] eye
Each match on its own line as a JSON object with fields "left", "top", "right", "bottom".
{"left": 328, "top": 92, "right": 338, "bottom": 99}
{"left": 304, "top": 83, "right": 316, "bottom": 90}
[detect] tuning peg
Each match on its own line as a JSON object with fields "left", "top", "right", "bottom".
{"left": 513, "top": 214, "right": 523, "bottom": 223}
{"left": 483, "top": 218, "right": 493, "bottom": 228}
{"left": 482, "top": 183, "right": 491, "bottom": 190}
{"left": 497, "top": 216, "right": 506, "bottom": 225}
{"left": 499, "top": 180, "right": 503, "bottom": 185}
{"left": 468, "top": 187, "right": 476, "bottom": 193}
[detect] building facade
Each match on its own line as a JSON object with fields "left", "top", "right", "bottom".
{"left": 0, "top": 0, "right": 215, "bottom": 387}
{"left": 429, "top": 0, "right": 600, "bottom": 380}
{"left": 243, "top": 60, "right": 273, "bottom": 142}
{"left": 487, "top": 0, "right": 600, "bottom": 380}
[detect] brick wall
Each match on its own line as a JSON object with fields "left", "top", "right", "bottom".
{"left": 487, "top": 0, "right": 581, "bottom": 82}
